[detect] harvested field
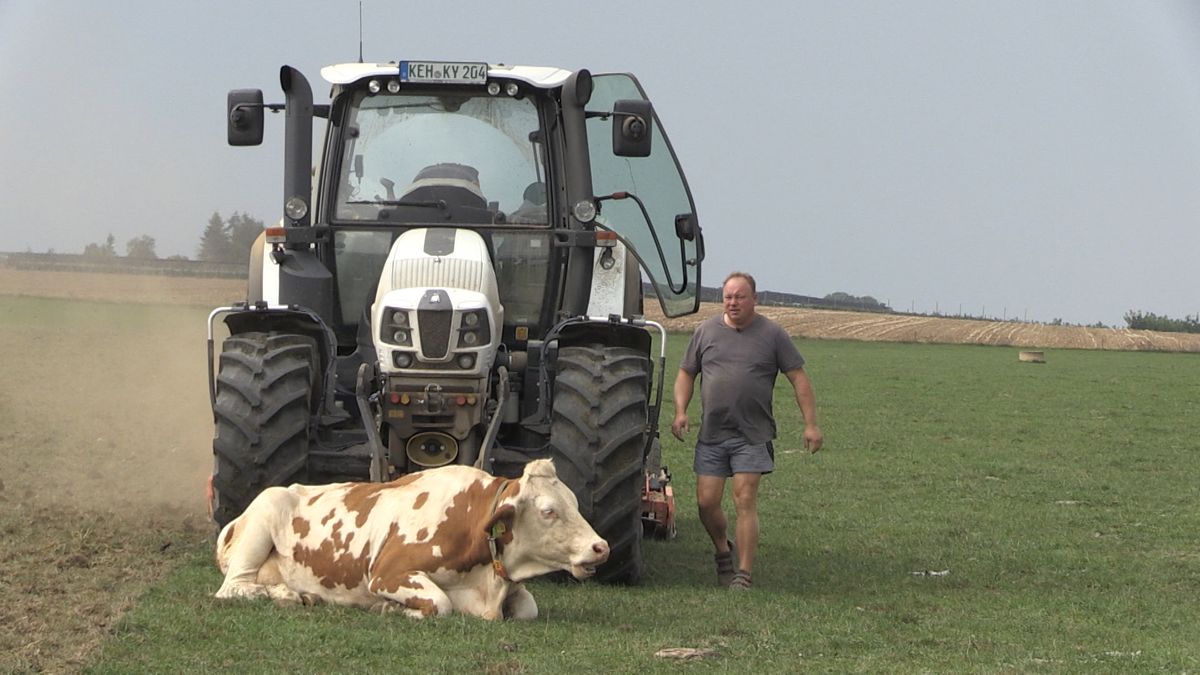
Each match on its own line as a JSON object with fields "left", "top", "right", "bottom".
{"left": 647, "top": 301, "right": 1200, "bottom": 352}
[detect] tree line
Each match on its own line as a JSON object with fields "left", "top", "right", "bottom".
{"left": 81, "top": 212, "right": 263, "bottom": 263}
{"left": 1123, "top": 310, "right": 1200, "bottom": 334}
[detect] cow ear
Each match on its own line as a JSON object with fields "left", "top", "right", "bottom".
{"left": 483, "top": 503, "right": 516, "bottom": 538}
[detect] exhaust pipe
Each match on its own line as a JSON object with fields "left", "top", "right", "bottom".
{"left": 279, "top": 65, "right": 313, "bottom": 230}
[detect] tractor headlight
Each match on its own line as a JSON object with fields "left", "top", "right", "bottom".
{"left": 394, "top": 352, "right": 413, "bottom": 368}
{"left": 457, "top": 354, "right": 476, "bottom": 369}
{"left": 381, "top": 308, "right": 413, "bottom": 346}
{"left": 572, "top": 199, "right": 597, "bottom": 223}
{"left": 456, "top": 310, "right": 489, "bottom": 348}
{"left": 284, "top": 196, "right": 308, "bottom": 221}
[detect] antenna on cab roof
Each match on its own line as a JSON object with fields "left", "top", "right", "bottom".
{"left": 358, "top": 2, "right": 364, "bottom": 63}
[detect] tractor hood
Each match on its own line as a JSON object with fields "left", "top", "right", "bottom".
{"left": 371, "top": 228, "right": 503, "bottom": 378}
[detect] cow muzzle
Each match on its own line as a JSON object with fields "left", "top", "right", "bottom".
{"left": 570, "top": 539, "right": 610, "bottom": 580}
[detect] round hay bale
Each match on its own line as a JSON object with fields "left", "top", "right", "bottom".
{"left": 1018, "top": 350, "right": 1046, "bottom": 363}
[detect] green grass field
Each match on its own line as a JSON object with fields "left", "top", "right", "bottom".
{"left": 88, "top": 334, "right": 1200, "bottom": 673}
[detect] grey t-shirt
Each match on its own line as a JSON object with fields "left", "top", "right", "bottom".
{"left": 680, "top": 314, "right": 805, "bottom": 445}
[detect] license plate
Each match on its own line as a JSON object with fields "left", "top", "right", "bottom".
{"left": 399, "top": 61, "right": 488, "bottom": 84}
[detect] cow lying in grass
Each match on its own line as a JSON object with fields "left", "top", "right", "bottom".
{"left": 214, "top": 459, "right": 609, "bottom": 619}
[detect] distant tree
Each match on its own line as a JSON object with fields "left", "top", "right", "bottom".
{"left": 197, "top": 211, "right": 263, "bottom": 263}
{"left": 83, "top": 234, "right": 117, "bottom": 258}
{"left": 125, "top": 235, "right": 158, "bottom": 259}
{"left": 227, "top": 212, "right": 264, "bottom": 258}
{"left": 198, "top": 212, "right": 234, "bottom": 262}
{"left": 824, "top": 292, "right": 890, "bottom": 312}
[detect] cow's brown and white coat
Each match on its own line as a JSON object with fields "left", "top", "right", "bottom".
{"left": 214, "top": 459, "right": 608, "bottom": 620}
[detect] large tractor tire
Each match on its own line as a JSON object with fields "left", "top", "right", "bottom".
{"left": 211, "top": 332, "right": 317, "bottom": 528}
{"left": 549, "top": 345, "right": 650, "bottom": 584}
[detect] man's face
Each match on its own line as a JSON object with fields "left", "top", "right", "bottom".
{"left": 722, "top": 277, "right": 757, "bottom": 327}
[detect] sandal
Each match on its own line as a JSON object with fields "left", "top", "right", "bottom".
{"left": 714, "top": 541, "right": 736, "bottom": 587}
{"left": 729, "top": 569, "right": 752, "bottom": 591}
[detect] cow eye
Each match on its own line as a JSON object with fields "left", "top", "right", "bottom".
{"left": 540, "top": 508, "right": 556, "bottom": 519}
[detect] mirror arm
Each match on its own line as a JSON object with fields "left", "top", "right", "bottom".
{"left": 231, "top": 102, "right": 285, "bottom": 114}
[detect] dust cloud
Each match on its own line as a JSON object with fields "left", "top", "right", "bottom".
{"left": 0, "top": 270, "right": 244, "bottom": 517}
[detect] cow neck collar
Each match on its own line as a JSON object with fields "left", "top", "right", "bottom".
{"left": 487, "top": 479, "right": 514, "bottom": 582}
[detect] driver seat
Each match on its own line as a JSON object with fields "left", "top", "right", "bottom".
{"left": 399, "top": 163, "right": 487, "bottom": 211}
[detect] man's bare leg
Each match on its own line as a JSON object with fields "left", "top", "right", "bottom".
{"left": 731, "top": 472, "right": 762, "bottom": 573}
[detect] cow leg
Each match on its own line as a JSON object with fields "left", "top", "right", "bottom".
{"left": 503, "top": 585, "right": 539, "bottom": 621}
{"left": 368, "top": 571, "right": 454, "bottom": 619}
{"left": 214, "top": 489, "right": 301, "bottom": 603}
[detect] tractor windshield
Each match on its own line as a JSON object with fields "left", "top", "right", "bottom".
{"left": 334, "top": 91, "right": 547, "bottom": 225}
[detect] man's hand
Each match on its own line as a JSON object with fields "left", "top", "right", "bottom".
{"left": 670, "top": 413, "right": 690, "bottom": 441}
{"left": 803, "top": 425, "right": 823, "bottom": 453}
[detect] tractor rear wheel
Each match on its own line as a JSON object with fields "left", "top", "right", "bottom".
{"left": 211, "top": 332, "right": 317, "bottom": 528}
{"left": 549, "top": 345, "right": 650, "bottom": 584}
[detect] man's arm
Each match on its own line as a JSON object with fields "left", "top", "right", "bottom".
{"left": 784, "top": 367, "right": 823, "bottom": 452}
{"left": 671, "top": 369, "right": 696, "bottom": 441}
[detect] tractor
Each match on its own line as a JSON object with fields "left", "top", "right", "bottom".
{"left": 207, "top": 60, "right": 702, "bottom": 582}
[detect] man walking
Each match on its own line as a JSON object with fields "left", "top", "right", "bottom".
{"left": 671, "top": 272, "right": 823, "bottom": 590}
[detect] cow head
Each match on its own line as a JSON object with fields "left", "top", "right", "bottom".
{"left": 485, "top": 459, "right": 609, "bottom": 581}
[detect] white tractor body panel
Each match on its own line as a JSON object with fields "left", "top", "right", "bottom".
{"left": 259, "top": 221, "right": 283, "bottom": 305}
{"left": 587, "top": 240, "right": 632, "bottom": 318}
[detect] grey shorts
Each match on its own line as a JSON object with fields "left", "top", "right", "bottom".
{"left": 694, "top": 437, "right": 775, "bottom": 477}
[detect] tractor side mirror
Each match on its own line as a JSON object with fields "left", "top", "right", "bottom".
{"left": 227, "top": 89, "right": 265, "bottom": 146}
{"left": 612, "top": 99, "right": 653, "bottom": 157}
{"left": 674, "top": 213, "right": 697, "bottom": 241}
{"left": 677, "top": 212, "right": 704, "bottom": 262}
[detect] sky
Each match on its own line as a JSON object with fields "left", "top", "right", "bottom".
{"left": 2, "top": 0, "right": 1199, "bottom": 326}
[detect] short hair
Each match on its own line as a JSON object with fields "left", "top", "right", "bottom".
{"left": 722, "top": 271, "right": 757, "bottom": 294}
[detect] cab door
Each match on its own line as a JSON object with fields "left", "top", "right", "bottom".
{"left": 586, "top": 74, "right": 704, "bottom": 317}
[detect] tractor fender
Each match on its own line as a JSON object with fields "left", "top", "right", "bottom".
{"left": 557, "top": 319, "right": 651, "bottom": 354}
{"left": 206, "top": 304, "right": 339, "bottom": 419}
{"left": 525, "top": 316, "right": 667, "bottom": 460}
